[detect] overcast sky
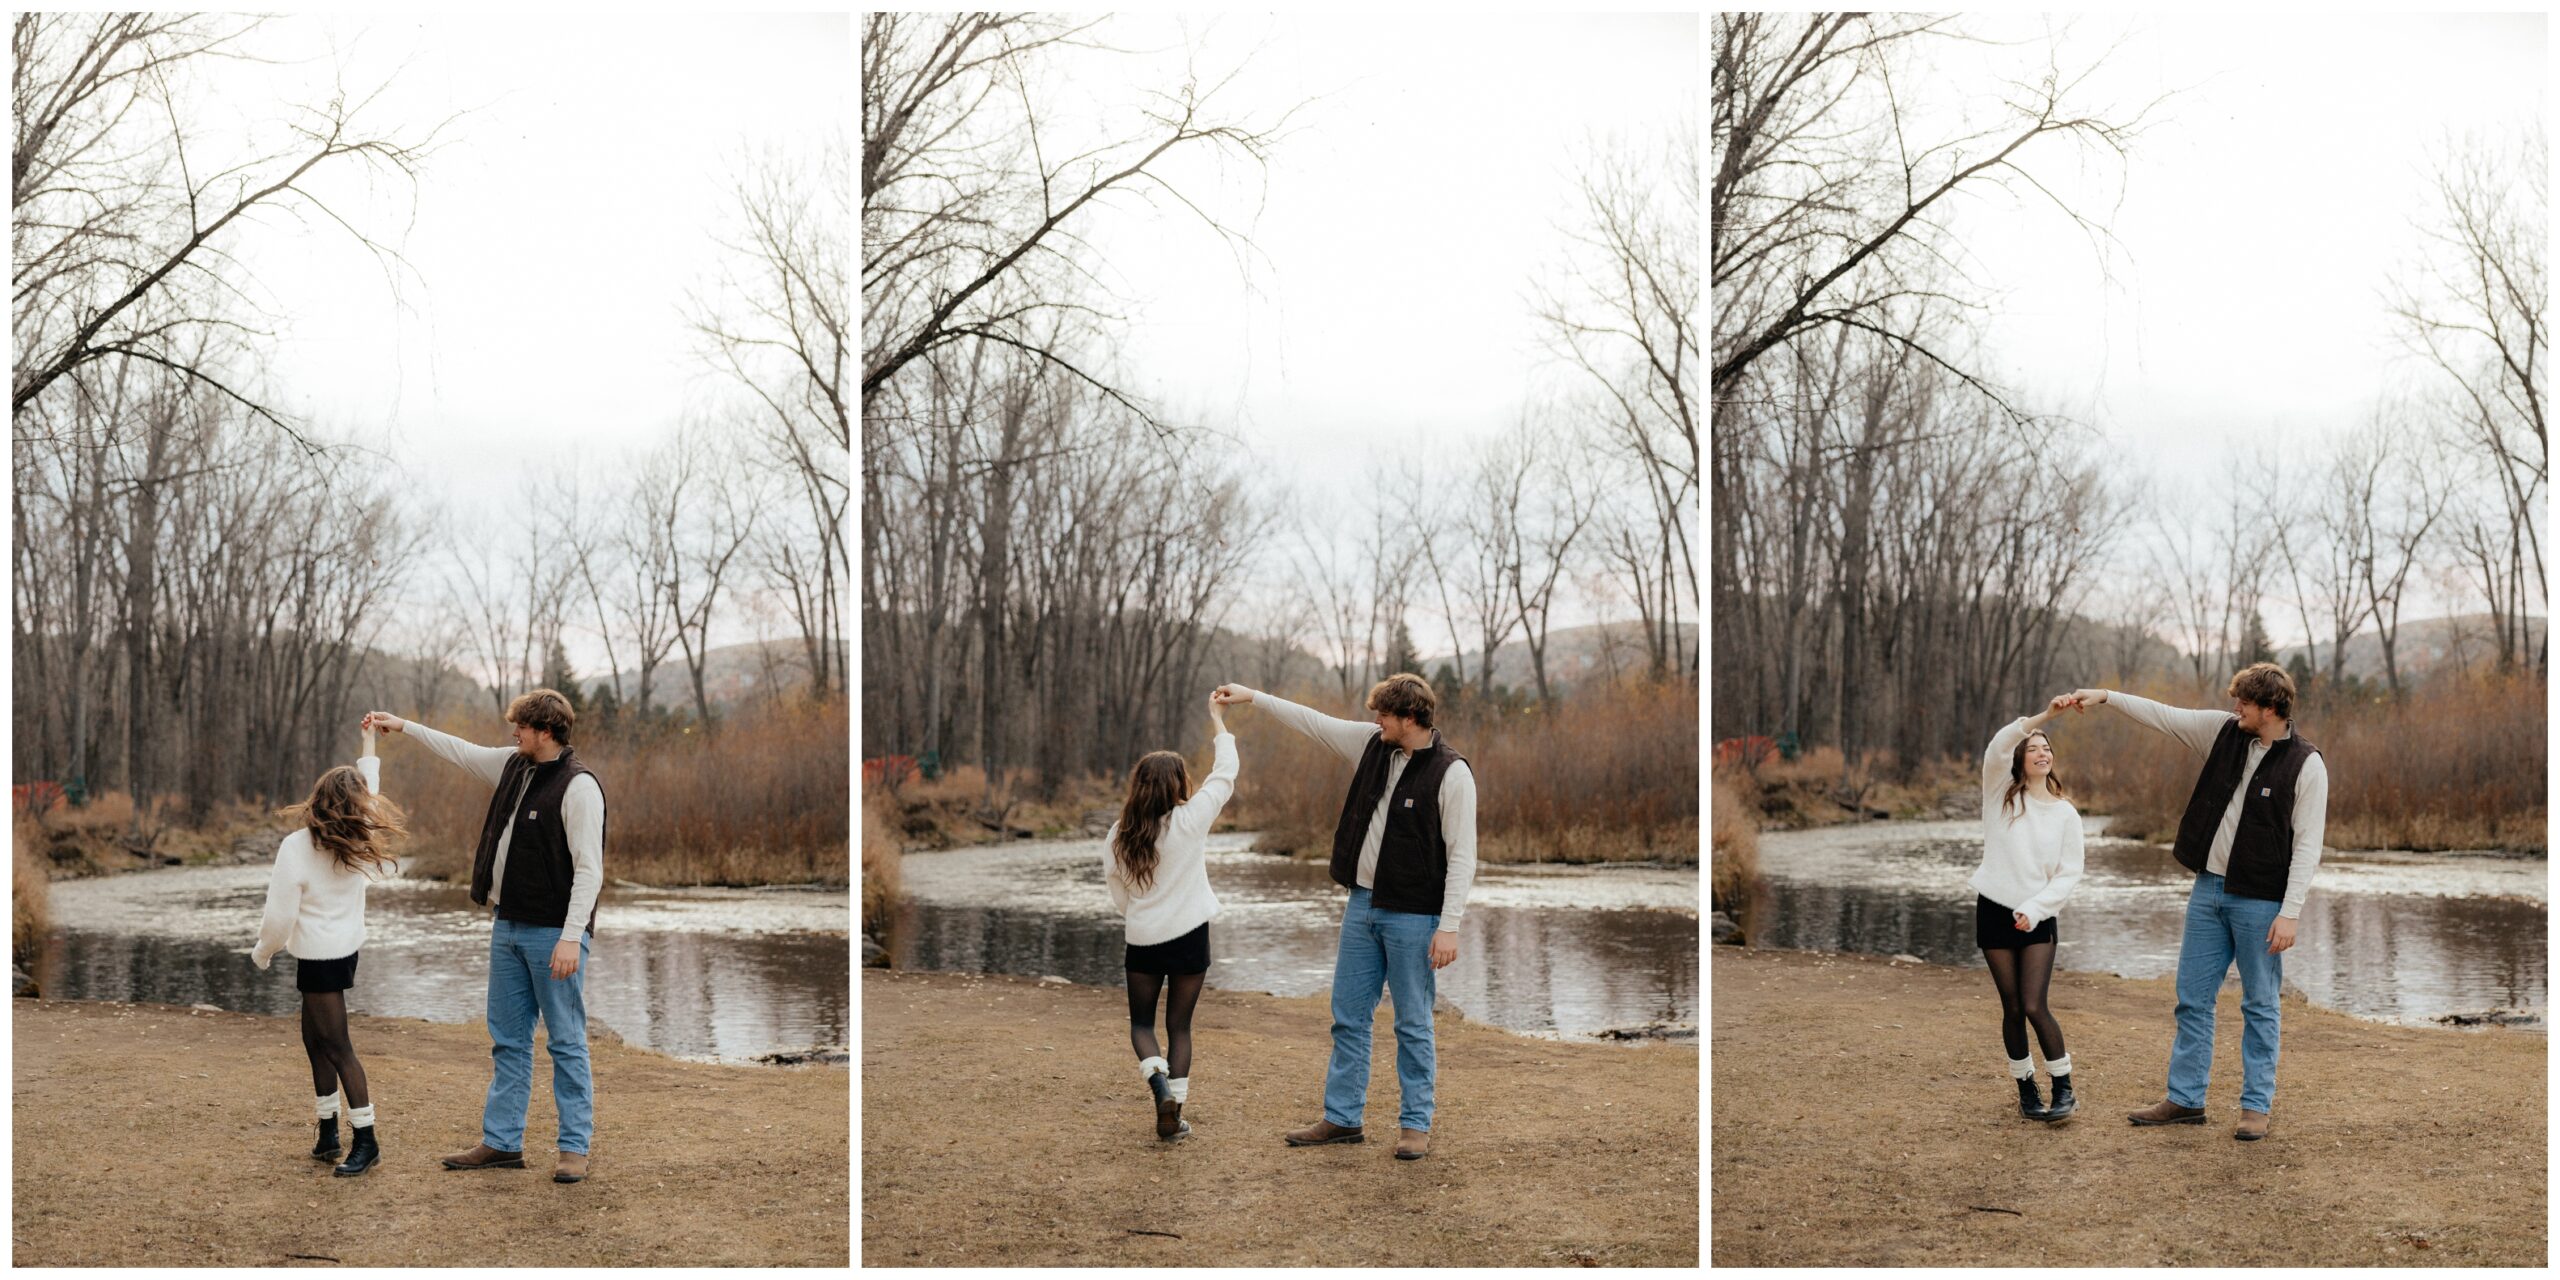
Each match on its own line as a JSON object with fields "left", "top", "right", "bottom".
{"left": 192, "top": 14, "right": 848, "bottom": 674}
{"left": 1026, "top": 12, "right": 1698, "bottom": 639}
{"left": 1897, "top": 12, "right": 2545, "bottom": 638}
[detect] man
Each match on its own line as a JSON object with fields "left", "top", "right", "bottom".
{"left": 2069, "top": 662, "right": 2329, "bottom": 1142}
{"left": 361, "top": 689, "right": 606, "bottom": 1183}
{"left": 1210, "top": 673, "right": 1477, "bottom": 1162}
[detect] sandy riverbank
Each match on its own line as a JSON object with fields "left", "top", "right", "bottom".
{"left": 860, "top": 969, "right": 1698, "bottom": 1266}
{"left": 1711, "top": 947, "right": 2546, "bottom": 1266}
{"left": 12, "top": 1000, "right": 848, "bottom": 1266}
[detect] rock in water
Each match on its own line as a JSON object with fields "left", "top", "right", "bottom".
{"left": 861, "top": 935, "right": 890, "bottom": 968}
{"left": 1709, "top": 911, "right": 1742, "bottom": 945}
{"left": 12, "top": 964, "right": 37, "bottom": 998}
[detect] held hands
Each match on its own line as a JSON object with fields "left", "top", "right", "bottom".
{"left": 2265, "top": 916, "right": 2297, "bottom": 956}
{"left": 360, "top": 712, "right": 407, "bottom": 735}
{"left": 1429, "top": 931, "right": 1459, "bottom": 970}
{"left": 2066, "top": 689, "right": 2110, "bottom": 712}
{"left": 1210, "top": 684, "right": 1253, "bottom": 707}
{"left": 1208, "top": 690, "right": 1228, "bottom": 733}
{"left": 549, "top": 938, "right": 582, "bottom": 979}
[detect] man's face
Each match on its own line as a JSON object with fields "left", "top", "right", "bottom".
{"left": 1373, "top": 709, "right": 1424, "bottom": 749}
{"left": 508, "top": 720, "right": 550, "bottom": 756}
{"left": 2232, "top": 698, "right": 2277, "bottom": 735}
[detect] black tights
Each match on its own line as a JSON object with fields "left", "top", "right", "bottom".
{"left": 1983, "top": 943, "right": 2066, "bottom": 1065}
{"left": 301, "top": 991, "right": 370, "bottom": 1110}
{"left": 1126, "top": 970, "right": 1205, "bottom": 1079}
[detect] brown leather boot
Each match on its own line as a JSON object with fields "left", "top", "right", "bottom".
{"left": 2233, "top": 1110, "right": 2271, "bottom": 1141}
{"left": 1394, "top": 1128, "right": 1431, "bottom": 1160}
{"left": 554, "top": 1151, "right": 591, "bottom": 1182}
{"left": 2125, "top": 1098, "right": 2207, "bottom": 1127}
{"left": 440, "top": 1142, "right": 527, "bottom": 1170}
{"left": 1282, "top": 1119, "right": 1364, "bottom": 1146}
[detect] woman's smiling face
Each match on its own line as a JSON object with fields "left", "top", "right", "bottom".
{"left": 2021, "top": 731, "right": 2054, "bottom": 782}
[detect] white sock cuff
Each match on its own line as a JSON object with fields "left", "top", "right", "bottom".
{"left": 2008, "top": 1056, "right": 2036, "bottom": 1081}
{"left": 1167, "top": 1077, "right": 1189, "bottom": 1104}
{"left": 346, "top": 1104, "right": 375, "bottom": 1128}
{"left": 315, "top": 1094, "right": 341, "bottom": 1120}
{"left": 1138, "top": 1056, "right": 1169, "bottom": 1081}
{"left": 2046, "top": 1054, "right": 2073, "bottom": 1078}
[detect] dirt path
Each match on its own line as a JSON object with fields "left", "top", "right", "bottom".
{"left": 12, "top": 1000, "right": 848, "bottom": 1266}
{"left": 860, "top": 969, "right": 1698, "bottom": 1266}
{"left": 1712, "top": 947, "right": 2546, "bottom": 1266}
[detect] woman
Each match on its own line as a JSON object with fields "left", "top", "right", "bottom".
{"left": 253, "top": 721, "right": 406, "bottom": 1175}
{"left": 1970, "top": 693, "right": 2087, "bottom": 1122}
{"left": 1102, "top": 692, "right": 1239, "bottom": 1141}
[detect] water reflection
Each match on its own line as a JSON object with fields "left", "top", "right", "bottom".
{"left": 893, "top": 836, "right": 1699, "bottom": 1039}
{"left": 38, "top": 869, "right": 849, "bottom": 1062}
{"left": 1753, "top": 820, "right": 2546, "bottom": 1030}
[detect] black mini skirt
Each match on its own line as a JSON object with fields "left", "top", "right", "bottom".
{"left": 295, "top": 951, "right": 360, "bottom": 993}
{"left": 1124, "top": 922, "right": 1211, "bottom": 977}
{"left": 1975, "top": 895, "right": 2057, "bottom": 950}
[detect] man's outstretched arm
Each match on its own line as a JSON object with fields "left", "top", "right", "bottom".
{"left": 2069, "top": 688, "right": 2226, "bottom": 759}
{"left": 365, "top": 712, "right": 511, "bottom": 787}
{"left": 1211, "top": 685, "right": 1375, "bottom": 765}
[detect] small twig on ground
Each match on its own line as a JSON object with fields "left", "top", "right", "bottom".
{"left": 1124, "top": 1229, "right": 1182, "bottom": 1239}
{"left": 1966, "top": 1206, "right": 2023, "bottom": 1217}
{"left": 285, "top": 1254, "right": 342, "bottom": 1263}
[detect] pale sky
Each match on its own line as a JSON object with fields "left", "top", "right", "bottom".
{"left": 193, "top": 14, "right": 849, "bottom": 671}
{"left": 1905, "top": 12, "right": 2545, "bottom": 638}
{"left": 1020, "top": 13, "right": 1699, "bottom": 636}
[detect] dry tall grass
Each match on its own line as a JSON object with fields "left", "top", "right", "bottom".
{"left": 1710, "top": 774, "right": 1758, "bottom": 919}
{"left": 395, "top": 696, "right": 850, "bottom": 886}
{"left": 2062, "top": 670, "right": 2545, "bottom": 852}
{"left": 861, "top": 786, "right": 902, "bottom": 944}
{"left": 14, "top": 821, "right": 50, "bottom": 979}
{"left": 1224, "top": 680, "right": 1700, "bottom": 864}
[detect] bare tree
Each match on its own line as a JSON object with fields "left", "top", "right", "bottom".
{"left": 2389, "top": 126, "right": 2547, "bottom": 674}
{"left": 12, "top": 14, "right": 449, "bottom": 445}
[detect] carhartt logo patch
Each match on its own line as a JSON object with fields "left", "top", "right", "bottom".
{"left": 528, "top": 810, "right": 540, "bottom": 819}
{"left": 2258, "top": 788, "right": 2270, "bottom": 797}
{"left": 1403, "top": 798, "right": 1415, "bottom": 809}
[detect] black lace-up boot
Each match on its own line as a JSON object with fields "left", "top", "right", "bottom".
{"left": 312, "top": 1116, "right": 341, "bottom": 1161}
{"left": 2016, "top": 1076, "right": 2048, "bottom": 1120}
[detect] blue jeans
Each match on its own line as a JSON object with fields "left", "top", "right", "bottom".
{"left": 1322, "top": 888, "right": 1441, "bottom": 1131}
{"left": 483, "top": 917, "right": 593, "bottom": 1154}
{"left": 2166, "top": 873, "right": 2284, "bottom": 1113}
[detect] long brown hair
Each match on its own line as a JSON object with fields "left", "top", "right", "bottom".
{"left": 1112, "top": 751, "right": 1191, "bottom": 893}
{"left": 2001, "top": 730, "right": 2069, "bottom": 821}
{"left": 277, "top": 765, "right": 407, "bottom": 878}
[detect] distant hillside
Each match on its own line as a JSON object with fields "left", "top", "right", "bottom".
{"left": 594, "top": 640, "right": 821, "bottom": 713}
{"left": 2276, "top": 614, "right": 2546, "bottom": 684}
{"left": 1420, "top": 621, "right": 1700, "bottom": 695}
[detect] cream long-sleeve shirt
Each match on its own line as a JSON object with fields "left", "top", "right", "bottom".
{"left": 2098, "top": 691, "right": 2331, "bottom": 919}
{"left": 404, "top": 721, "right": 604, "bottom": 932}
{"left": 1103, "top": 732, "right": 1238, "bottom": 946}
{"left": 1237, "top": 687, "right": 1477, "bottom": 931}
{"left": 1969, "top": 717, "right": 2086, "bottom": 929}
{"left": 254, "top": 755, "right": 387, "bottom": 967}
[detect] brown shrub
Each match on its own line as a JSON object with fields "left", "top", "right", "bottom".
{"left": 1225, "top": 680, "right": 1699, "bottom": 864}
{"left": 2060, "top": 669, "right": 2544, "bottom": 853}
{"left": 395, "top": 696, "right": 850, "bottom": 886}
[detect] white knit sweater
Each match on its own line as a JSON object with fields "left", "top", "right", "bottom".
{"left": 254, "top": 755, "right": 390, "bottom": 966}
{"left": 1103, "top": 733, "right": 1238, "bottom": 946}
{"left": 1968, "top": 717, "right": 2086, "bottom": 929}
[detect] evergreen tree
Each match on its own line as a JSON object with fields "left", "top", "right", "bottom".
{"left": 1384, "top": 614, "right": 1421, "bottom": 679}
{"left": 540, "top": 639, "right": 587, "bottom": 720}
{"left": 2285, "top": 652, "right": 2313, "bottom": 703}
{"left": 2239, "top": 610, "right": 2276, "bottom": 667}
